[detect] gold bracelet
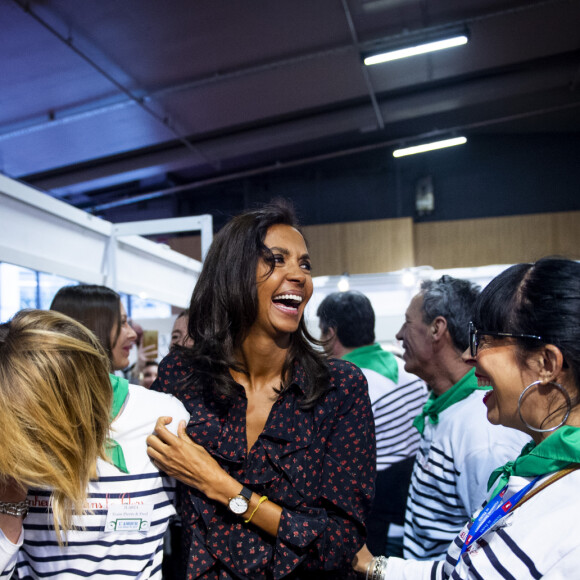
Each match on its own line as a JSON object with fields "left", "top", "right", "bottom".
{"left": 244, "top": 495, "right": 268, "bottom": 524}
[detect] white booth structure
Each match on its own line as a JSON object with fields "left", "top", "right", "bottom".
{"left": 0, "top": 172, "right": 206, "bottom": 318}
{"left": 1, "top": 171, "right": 513, "bottom": 349}
{"left": 306, "top": 265, "right": 511, "bottom": 346}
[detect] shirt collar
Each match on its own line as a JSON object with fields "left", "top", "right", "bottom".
{"left": 288, "top": 359, "right": 308, "bottom": 396}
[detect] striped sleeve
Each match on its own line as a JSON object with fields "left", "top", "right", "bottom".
{"left": 373, "top": 375, "right": 427, "bottom": 469}
{"left": 13, "top": 471, "right": 177, "bottom": 579}
{"left": 6, "top": 386, "right": 190, "bottom": 579}
{"left": 403, "top": 391, "right": 529, "bottom": 561}
{"left": 403, "top": 443, "right": 467, "bottom": 560}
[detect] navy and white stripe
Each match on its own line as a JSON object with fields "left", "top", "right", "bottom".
{"left": 386, "top": 469, "right": 580, "bottom": 579}
{"left": 0, "top": 385, "right": 190, "bottom": 579}
{"left": 363, "top": 357, "right": 428, "bottom": 471}
{"left": 403, "top": 389, "right": 530, "bottom": 561}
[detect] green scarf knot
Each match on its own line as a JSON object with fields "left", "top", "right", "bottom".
{"left": 106, "top": 374, "right": 130, "bottom": 474}
{"left": 487, "top": 425, "right": 580, "bottom": 497}
{"left": 342, "top": 343, "right": 399, "bottom": 383}
{"left": 413, "top": 369, "right": 486, "bottom": 434}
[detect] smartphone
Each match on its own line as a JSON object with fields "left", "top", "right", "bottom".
{"left": 142, "top": 329, "right": 159, "bottom": 353}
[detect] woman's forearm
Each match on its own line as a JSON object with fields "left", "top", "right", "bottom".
{"left": 202, "top": 474, "right": 282, "bottom": 537}
{"left": 146, "top": 418, "right": 284, "bottom": 535}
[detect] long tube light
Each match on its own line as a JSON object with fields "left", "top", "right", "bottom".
{"left": 364, "top": 35, "right": 468, "bottom": 66}
{"left": 393, "top": 136, "right": 467, "bottom": 158}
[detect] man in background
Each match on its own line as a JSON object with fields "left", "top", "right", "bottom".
{"left": 140, "top": 360, "right": 158, "bottom": 389}
{"left": 317, "top": 291, "right": 428, "bottom": 556}
{"left": 396, "top": 276, "right": 529, "bottom": 560}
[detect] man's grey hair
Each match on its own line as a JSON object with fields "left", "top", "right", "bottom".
{"left": 420, "top": 275, "right": 481, "bottom": 352}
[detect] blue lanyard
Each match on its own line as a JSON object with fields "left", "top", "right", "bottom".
{"left": 457, "top": 475, "right": 542, "bottom": 563}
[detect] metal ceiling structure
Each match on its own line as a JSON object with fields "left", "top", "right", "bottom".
{"left": 1, "top": 0, "right": 579, "bottom": 218}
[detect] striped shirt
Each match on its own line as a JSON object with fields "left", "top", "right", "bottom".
{"left": 403, "top": 388, "right": 530, "bottom": 561}
{"left": 363, "top": 357, "right": 428, "bottom": 471}
{"left": 0, "top": 385, "right": 189, "bottom": 579}
{"left": 386, "top": 468, "right": 580, "bottom": 578}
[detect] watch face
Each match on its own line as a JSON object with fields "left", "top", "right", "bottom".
{"left": 229, "top": 495, "right": 249, "bottom": 515}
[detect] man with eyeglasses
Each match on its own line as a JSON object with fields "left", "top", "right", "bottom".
{"left": 396, "top": 276, "right": 530, "bottom": 561}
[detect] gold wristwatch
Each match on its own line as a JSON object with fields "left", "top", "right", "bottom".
{"left": 228, "top": 486, "right": 252, "bottom": 515}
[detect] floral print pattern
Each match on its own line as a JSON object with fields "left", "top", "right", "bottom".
{"left": 153, "top": 354, "right": 375, "bottom": 579}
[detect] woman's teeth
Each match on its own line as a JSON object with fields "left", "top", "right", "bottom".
{"left": 274, "top": 294, "right": 302, "bottom": 303}
{"left": 273, "top": 294, "right": 303, "bottom": 310}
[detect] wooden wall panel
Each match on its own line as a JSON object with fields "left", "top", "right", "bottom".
{"left": 414, "top": 211, "right": 580, "bottom": 269}
{"left": 302, "top": 218, "right": 414, "bottom": 276}
{"left": 167, "top": 235, "right": 202, "bottom": 262}
{"left": 166, "top": 211, "right": 578, "bottom": 276}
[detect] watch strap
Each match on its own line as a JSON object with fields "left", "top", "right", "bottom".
{"left": 239, "top": 486, "right": 252, "bottom": 502}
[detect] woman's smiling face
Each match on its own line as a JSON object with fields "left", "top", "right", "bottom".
{"left": 252, "top": 224, "right": 313, "bottom": 340}
{"left": 465, "top": 335, "right": 540, "bottom": 434}
{"left": 110, "top": 302, "right": 137, "bottom": 370}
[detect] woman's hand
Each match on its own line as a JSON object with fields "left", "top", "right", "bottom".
{"left": 352, "top": 544, "right": 374, "bottom": 575}
{"left": 146, "top": 417, "right": 233, "bottom": 503}
{"left": 147, "top": 417, "right": 283, "bottom": 536}
{"left": 136, "top": 343, "right": 158, "bottom": 373}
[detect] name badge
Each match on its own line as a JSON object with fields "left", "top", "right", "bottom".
{"left": 105, "top": 503, "right": 153, "bottom": 532}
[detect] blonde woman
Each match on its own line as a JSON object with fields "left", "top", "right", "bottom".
{"left": 1, "top": 286, "right": 189, "bottom": 579}
{"left": 0, "top": 310, "right": 112, "bottom": 558}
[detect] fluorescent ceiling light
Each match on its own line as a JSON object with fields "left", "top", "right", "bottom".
{"left": 364, "top": 35, "right": 468, "bottom": 66}
{"left": 393, "top": 136, "right": 467, "bottom": 158}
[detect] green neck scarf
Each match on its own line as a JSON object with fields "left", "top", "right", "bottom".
{"left": 342, "top": 343, "right": 398, "bottom": 384}
{"left": 413, "top": 368, "right": 486, "bottom": 434}
{"left": 487, "top": 425, "right": 580, "bottom": 497}
{"left": 106, "top": 374, "right": 129, "bottom": 474}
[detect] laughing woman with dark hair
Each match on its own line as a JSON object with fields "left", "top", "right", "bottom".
{"left": 355, "top": 257, "right": 580, "bottom": 579}
{"left": 148, "top": 201, "right": 375, "bottom": 579}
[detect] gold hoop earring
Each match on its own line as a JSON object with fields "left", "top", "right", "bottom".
{"left": 518, "top": 379, "right": 571, "bottom": 433}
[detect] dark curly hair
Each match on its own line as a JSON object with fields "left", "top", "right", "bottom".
{"left": 182, "top": 199, "right": 330, "bottom": 410}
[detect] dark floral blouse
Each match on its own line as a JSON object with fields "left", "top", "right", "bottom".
{"left": 152, "top": 352, "right": 375, "bottom": 579}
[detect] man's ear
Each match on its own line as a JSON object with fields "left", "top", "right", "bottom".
{"left": 537, "top": 344, "right": 566, "bottom": 384}
{"left": 430, "top": 316, "right": 448, "bottom": 342}
{"left": 324, "top": 327, "right": 350, "bottom": 358}
{"left": 323, "top": 327, "right": 336, "bottom": 341}
{"left": 320, "top": 326, "right": 336, "bottom": 352}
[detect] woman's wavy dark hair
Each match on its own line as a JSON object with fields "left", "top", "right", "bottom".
{"left": 472, "top": 257, "right": 580, "bottom": 392}
{"left": 182, "top": 199, "right": 330, "bottom": 410}
{"left": 50, "top": 284, "right": 121, "bottom": 371}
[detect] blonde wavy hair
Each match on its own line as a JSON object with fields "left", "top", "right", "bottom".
{"left": 0, "top": 309, "right": 112, "bottom": 542}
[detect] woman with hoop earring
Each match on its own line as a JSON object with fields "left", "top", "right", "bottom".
{"left": 354, "top": 257, "right": 580, "bottom": 579}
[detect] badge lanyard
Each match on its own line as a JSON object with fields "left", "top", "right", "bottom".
{"left": 457, "top": 475, "right": 541, "bottom": 563}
